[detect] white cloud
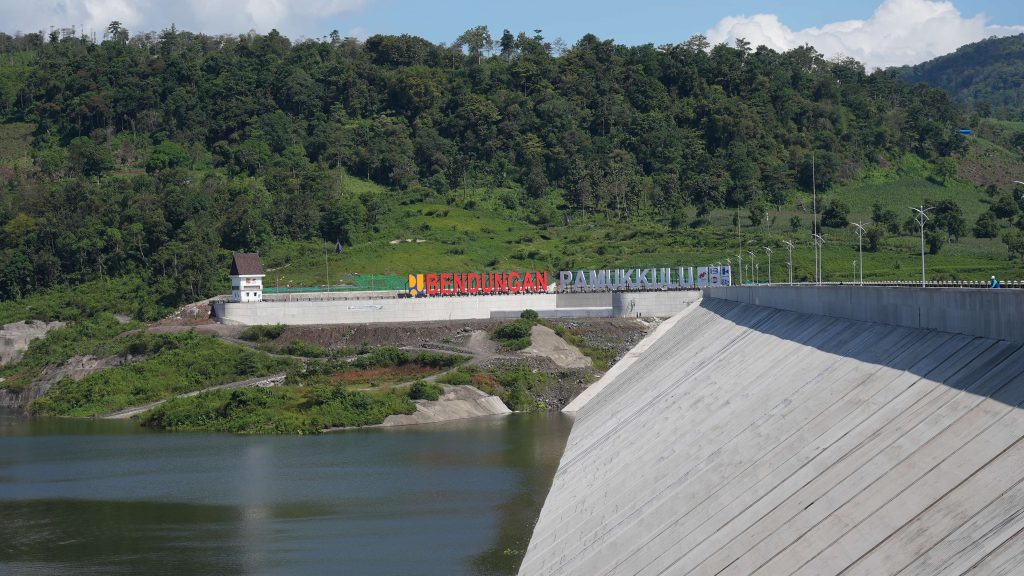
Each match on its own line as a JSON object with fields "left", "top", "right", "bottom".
{"left": 0, "top": 0, "right": 369, "bottom": 39}
{"left": 706, "top": 0, "right": 1024, "bottom": 68}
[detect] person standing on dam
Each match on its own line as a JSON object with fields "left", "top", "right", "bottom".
{"left": 991, "top": 275, "right": 1001, "bottom": 288}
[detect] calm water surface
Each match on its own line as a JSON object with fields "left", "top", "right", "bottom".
{"left": 0, "top": 409, "right": 572, "bottom": 576}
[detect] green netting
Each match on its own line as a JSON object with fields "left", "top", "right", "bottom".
{"left": 263, "top": 274, "right": 407, "bottom": 293}
{"left": 349, "top": 274, "right": 407, "bottom": 290}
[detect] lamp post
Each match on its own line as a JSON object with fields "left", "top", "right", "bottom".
{"left": 748, "top": 250, "right": 757, "bottom": 284}
{"left": 812, "top": 233, "right": 825, "bottom": 284}
{"left": 736, "top": 253, "right": 743, "bottom": 285}
{"left": 851, "top": 222, "right": 866, "bottom": 286}
{"left": 910, "top": 205, "right": 934, "bottom": 287}
{"left": 781, "top": 240, "right": 794, "bottom": 284}
{"left": 764, "top": 246, "right": 773, "bottom": 285}
{"left": 812, "top": 152, "right": 819, "bottom": 285}
{"left": 323, "top": 243, "right": 331, "bottom": 292}
{"left": 853, "top": 259, "right": 857, "bottom": 281}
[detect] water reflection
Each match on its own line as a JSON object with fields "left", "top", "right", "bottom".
{"left": 0, "top": 409, "right": 572, "bottom": 576}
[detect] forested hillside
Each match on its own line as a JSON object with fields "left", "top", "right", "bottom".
{"left": 0, "top": 26, "right": 969, "bottom": 315}
{"left": 895, "top": 33, "right": 1024, "bottom": 120}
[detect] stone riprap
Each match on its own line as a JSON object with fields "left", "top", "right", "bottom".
{"left": 520, "top": 296, "right": 1024, "bottom": 575}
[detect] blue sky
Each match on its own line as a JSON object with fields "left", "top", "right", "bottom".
{"left": 350, "top": 0, "right": 1022, "bottom": 48}
{"left": 2, "top": 0, "right": 1023, "bottom": 67}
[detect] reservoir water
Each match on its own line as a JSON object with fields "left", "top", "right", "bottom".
{"left": 0, "top": 409, "right": 572, "bottom": 575}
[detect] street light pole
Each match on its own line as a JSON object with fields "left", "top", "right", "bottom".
{"left": 911, "top": 206, "right": 933, "bottom": 287}
{"left": 812, "top": 233, "right": 825, "bottom": 284}
{"left": 748, "top": 250, "right": 757, "bottom": 284}
{"left": 781, "top": 240, "right": 794, "bottom": 284}
{"left": 736, "top": 253, "right": 743, "bottom": 285}
{"left": 324, "top": 245, "right": 331, "bottom": 293}
{"left": 764, "top": 246, "right": 773, "bottom": 285}
{"left": 851, "top": 222, "right": 866, "bottom": 286}
{"left": 812, "top": 152, "right": 819, "bottom": 285}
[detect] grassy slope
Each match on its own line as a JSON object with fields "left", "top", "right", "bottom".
{"left": 264, "top": 155, "right": 1022, "bottom": 288}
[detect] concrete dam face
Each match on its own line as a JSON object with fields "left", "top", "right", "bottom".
{"left": 520, "top": 290, "right": 1024, "bottom": 576}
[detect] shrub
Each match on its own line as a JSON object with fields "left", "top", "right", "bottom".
{"left": 352, "top": 346, "right": 410, "bottom": 369}
{"left": 140, "top": 383, "right": 416, "bottom": 434}
{"left": 239, "top": 324, "right": 287, "bottom": 342}
{"left": 438, "top": 369, "right": 473, "bottom": 386}
{"left": 520, "top": 309, "right": 539, "bottom": 321}
{"left": 31, "top": 332, "right": 298, "bottom": 417}
{"left": 283, "top": 340, "right": 328, "bottom": 358}
{"left": 493, "top": 319, "right": 532, "bottom": 341}
{"left": 408, "top": 381, "right": 443, "bottom": 401}
{"left": 412, "top": 351, "right": 465, "bottom": 368}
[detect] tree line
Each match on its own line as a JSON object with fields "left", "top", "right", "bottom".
{"left": 0, "top": 24, "right": 966, "bottom": 307}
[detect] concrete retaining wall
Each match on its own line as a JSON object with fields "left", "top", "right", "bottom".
{"left": 613, "top": 290, "right": 701, "bottom": 317}
{"left": 214, "top": 290, "right": 700, "bottom": 325}
{"left": 705, "top": 285, "right": 1024, "bottom": 343}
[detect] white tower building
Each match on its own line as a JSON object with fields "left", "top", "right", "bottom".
{"left": 230, "top": 253, "right": 265, "bottom": 303}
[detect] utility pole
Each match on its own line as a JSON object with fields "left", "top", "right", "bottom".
{"left": 851, "top": 222, "right": 866, "bottom": 286}
{"left": 764, "top": 246, "right": 773, "bottom": 285}
{"left": 911, "top": 206, "right": 933, "bottom": 287}
{"left": 748, "top": 250, "right": 757, "bottom": 284}
{"left": 781, "top": 240, "right": 794, "bottom": 284}
{"left": 736, "top": 253, "right": 743, "bottom": 285}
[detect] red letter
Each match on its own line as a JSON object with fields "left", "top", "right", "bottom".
{"left": 508, "top": 272, "right": 521, "bottom": 293}
{"left": 453, "top": 273, "right": 465, "bottom": 294}
{"left": 426, "top": 274, "right": 439, "bottom": 296}
{"left": 467, "top": 272, "right": 480, "bottom": 294}
{"left": 523, "top": 272, "right": 536, "bottom": 291}
{"left": 536, "top": 271, "right": 549, "bottom": 292}
{"left": 441, "top": 273, "right": 453, "bottom": 295}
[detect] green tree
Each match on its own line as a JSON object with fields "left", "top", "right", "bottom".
{"left": 1003, "top": 229, "right": 1024, "bottom": 260}
{"left": 67, "top": 137, "right": 113, "bottom": 176}
{"left": 821, "top": 199, "right": 850, "bottom": 228}
{"left": 146, "top": 141, "right": 190, "bottom": 173}
{"left": 990, "top": 193, "right": 1019, "bottom": 219}
{"left": 865, "top": 225, "right": 885, "bottom": 252}
{"left": 974, "top": 212, "right": 1000, "bottom": 238}
{"left": 933, "top": 157, "right": 957, "bottom": 185}
{"left": 928, "top": 199, "right": 966, "bottom": 241}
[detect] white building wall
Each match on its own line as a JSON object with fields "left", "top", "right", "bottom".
{"left": 230, "top": 274, "right": 265, "bottom": 303}
{"left": 213, "top": 290, "right": 702, "bottom": 325}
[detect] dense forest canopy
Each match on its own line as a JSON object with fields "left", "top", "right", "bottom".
{"left": 894, "top": 33, "right": 1024, "bottom": 120}
{"left": 0, "top": 25, "right": 966, "bottom": 310}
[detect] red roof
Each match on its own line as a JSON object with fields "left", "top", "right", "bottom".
{"left": 230, "top": 253, "right": 263, "bottom": 276}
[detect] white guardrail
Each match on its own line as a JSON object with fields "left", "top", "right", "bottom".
{"left": 733, "top": 280, "right": 1018, "bottom": 289}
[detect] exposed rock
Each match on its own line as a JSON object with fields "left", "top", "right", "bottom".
{"left": 0, "top": 355, "right": 125, "bottom": 411}
{"left": 523, "top": 324, "right": 592, "bottom": 369}
{"left": 0, "top": 320, "right": 66, "bottom": 367}
{"left": 331, "top": 385, "right": 511, "bottom": 430}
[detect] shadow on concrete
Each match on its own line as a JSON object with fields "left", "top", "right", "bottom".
{"left": 701, "top": 296, "right": 1024, "bottom": 410}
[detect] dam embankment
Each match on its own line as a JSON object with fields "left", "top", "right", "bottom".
{"left": 520, "top": 287, "right": 1024, "bottom": 575}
